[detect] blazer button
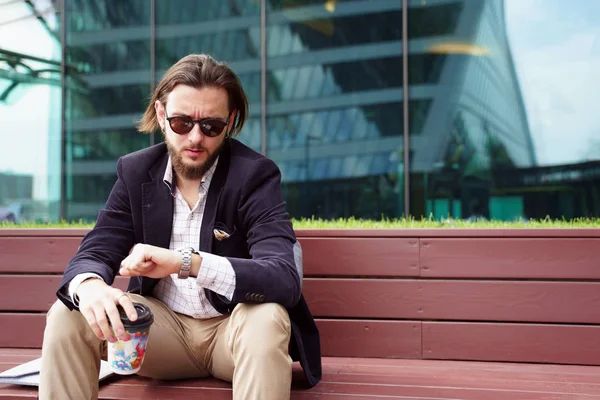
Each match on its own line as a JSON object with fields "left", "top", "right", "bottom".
{"left": 258, "top": 294, "right": 265, "bottom": 302}
{"left": 245, "top": 293, "right": 251, "bottom": 301}
{"left": 251, "top": 293, "right": 258, "bottom": 301}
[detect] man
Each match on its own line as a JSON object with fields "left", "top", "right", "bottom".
{"left": 39, "top": 53, "right": 321, "bottom": 400}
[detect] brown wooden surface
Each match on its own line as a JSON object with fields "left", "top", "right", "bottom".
{"left": 0, "top": 276, "right": 128, "bottom": 312}
{"left": 0, "top": 315, "right": 46, "bottom": 348}
{"left": 2, "top": 229, "right": 600, "bottom": 370}
{"left": 2, "top": 351, "right": 600, "bottom": 399}
{"left": 0, "top": 314, "right": 419, "bottom": 359}
{"left": 299, "top": 237, "right": 419, "bottom": 277}
{"left": 421, "top": 238, "right": 600, "bottom": 279}
{"left": 294, "top": 228, "right": 600, "bottom": 238}
{"left": 418, "top": 280, "right": 600, "bottom": 324}
{"left": 4, "top": 276, "right": 600, "bottom": 324}
{"left": 0, "top": 237, "right": 81, "bottom": 273}
{"left": 423, "top": 322, "right": 600, "bottom": 365}
{"left": 304, "top": 279, "right": 600, "bottom": 323}
{"left": 316, "top": 319, "right": 421, "bottom": 359}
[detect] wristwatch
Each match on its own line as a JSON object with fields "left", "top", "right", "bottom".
{"left": 176, "top": 247, "right": 199, "bottom": 279}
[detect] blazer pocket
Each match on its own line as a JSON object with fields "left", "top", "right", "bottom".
{"left": 212, "top": 222, "right": 237, "bottom": 241}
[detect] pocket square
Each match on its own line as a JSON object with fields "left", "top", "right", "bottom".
{"left": 213, "top": 228, "right": 230, "bottom": 241}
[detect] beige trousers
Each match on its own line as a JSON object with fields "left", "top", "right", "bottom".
{"left": 38, "top": 295, "right": 292, "bottom": 400}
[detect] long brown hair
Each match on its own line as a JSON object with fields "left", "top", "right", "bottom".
{"left": 137, "top": 53, "right": 248, "bottom": 137}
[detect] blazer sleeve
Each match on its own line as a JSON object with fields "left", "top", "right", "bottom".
{"left": 57, "top": 157, "right": 135, "bottom": 310}
{"left": 226, "top": 157, "right": 302, "bottom": 308}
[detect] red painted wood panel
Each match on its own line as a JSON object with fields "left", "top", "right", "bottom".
{"left": 0, "top": 314, "right": 46, "bottom": 348}
{"left": 423, "top": 322, "right": 600, "bottom": 365}
{"left": 419, "top": 280, "right": 600, "bottom": 324}
{"left": 298, "top": 237, "right": 419, "bottom": 277}
{"left": 0, "top": 276, "right": 130, "bottom": 311}
{"left": 303, "top": 278, "right": 421, "bottom": 319}
{"left": 5, "top": 354, "right": 600, "bottom": 399}
{"left": 304, "top": 278, "right": 600, "bottom": 323}
{"left": 0, "top": 237, "right": 81, "bottom": 273}
{"left": 0, "top": 314, "right": 418, "bottom": 359}
{"left": 294, "top": 228, "right": 600, "bottom": 238}
{"left": 421, "top": 238, "right": 600, "bottom": 279}
{"left": 316, "top": 319, "right": 421, "bottom": 359}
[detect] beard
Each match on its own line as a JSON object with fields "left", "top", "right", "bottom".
{"left": 166, "top": 139, "right": 225, "bottom": 181}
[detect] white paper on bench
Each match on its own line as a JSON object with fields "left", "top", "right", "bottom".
{"left": 0, "top": 357, "right": 114, "bottom": 386}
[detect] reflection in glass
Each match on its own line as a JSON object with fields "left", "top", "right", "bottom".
{"left": 0, "top": 0, "right": 62, "bottom": 222}
{"left": 409, "top": 0, "right": 600, "bottom": 220}
{"left": 65, "top": 0, "right": 153, "bottom": 221}
{"left": 267, "top": 0, "right": 404, "bottom": 219}
{"left": 155, "top": 0, "right": 262, "bottom": 152}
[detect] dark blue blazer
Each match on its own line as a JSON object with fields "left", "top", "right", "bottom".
{"left": 56, "top": 139, "right": 322, "bottom": 387}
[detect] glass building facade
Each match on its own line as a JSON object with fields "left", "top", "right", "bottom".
{"left": 1, "top": 0, "right": 600, "bottom": 222}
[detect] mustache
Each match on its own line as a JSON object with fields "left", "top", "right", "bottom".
{"left": 183, "top": 146, "right": 207, "bottom": 151}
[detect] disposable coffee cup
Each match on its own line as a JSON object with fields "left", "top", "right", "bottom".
{"left": 107, "top": 302, "right": 154, "bottom": 375}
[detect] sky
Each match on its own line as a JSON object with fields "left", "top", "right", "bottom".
{"left": 0, "top": 0, "right": 599, "bottom": 201}
{"left": 504, "top": 0, "right": 600, "bottom": 165}
{"left": 0, "top": 0, "right": 58, "bottom": 199}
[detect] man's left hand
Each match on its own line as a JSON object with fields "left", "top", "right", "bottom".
{"left": 119, "top": 244, "right": 180, "bottom": 279}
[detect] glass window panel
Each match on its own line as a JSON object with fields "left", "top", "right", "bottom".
{"left": 0, "top": 1, "right": 62, "bottom": 222}
{"left": 409, "top": 0, "right": 600, "bottom": 221}
{"left": 64, "top": 0, "right": 152, "bottom": 221}
{"left": 155, "top": 0, "right": 261, "bottom": 152}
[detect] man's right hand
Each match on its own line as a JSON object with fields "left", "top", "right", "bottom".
{"left": 76, "top": 279, "right": 138, "bottom": 342}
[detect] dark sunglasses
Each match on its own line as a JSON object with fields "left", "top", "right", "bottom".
{"left": 165, "top": 111, "right": 230, "bottom": 137}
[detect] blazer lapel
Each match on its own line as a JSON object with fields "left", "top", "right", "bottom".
{"left": 199, "top": 139, "right": 231, "bottom": 253}
{"left": 142, "top": 151, "right": 173, "bottom": 250}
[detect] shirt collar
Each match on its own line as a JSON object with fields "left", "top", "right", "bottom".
{"left": 163, "top": 156, "right": 219, "bottom": 196}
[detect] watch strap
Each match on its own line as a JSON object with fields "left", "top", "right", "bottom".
{"left": 177, "top": 247, "right": 199, "bottom": 279}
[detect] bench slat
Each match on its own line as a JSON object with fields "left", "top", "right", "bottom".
{"left": 0, "top": 314, "right": 420, "bottom": 359}
{"left": 7, "top": 277, "right": 600, "bottom": 324}
{"left": 423, "top": 321, "right": 600, "bottom": 365}
{"left": 0, "top": 237, "right": 81, "bottom": 273}
{"left": 421, "top": 238, "right": 600, "bottom": 279}
{"left": 4, "top": 354, "right": 600, "bottom": 399}
{"left": 304, "top": 278, "right": 600, "bottom": 323}
{"left": 317, "top": 319, "right": 421, "bottom": 358}
{"left": 0, "top": 276, "right": 129, "bottom": 311}
{"left": 299, "top": 237, "right": 419, "bottom": 277}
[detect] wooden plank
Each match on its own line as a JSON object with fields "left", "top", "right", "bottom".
{"left": 0, "top": 276, "right": 60, "bottom": 311}
{"left": 0, "top": 314, "right": 419, "bottom": 359}
{"left": 316, "top": 319, "right": 421, "bottom": 359}
{"left": 0, "top": 237, "right": 81, "bottom": 273}
{"left": 304, "top": 279, "right": 600, "bottom": 323}
{"left": 299, "top": 237, "right": 419, "bottom": 277}
{"left": 0, "top": 314, "right": 46, "bottom": 348}
{"left": 423, "top": 322, "right": 600, "bottom": 365}
{"left": 421, "top": 238, "right": 600, "bottom": 279}
{"left": 8, "top": 277, "right": 600, "bottom": 325}
{"left": 3, "top": 355, "right": 600, "bottom": 399}
{"left": 419, "top": 280, "right": 600, "bottom": 324}
{"left": 295, "top": 228, "right": 600, "bottom": 238}
{"left": 0, "top": 229, "right": 90, "bottom": 238}
{"left": 303, "top": 279, "right": 421, "bottom": 319}
{"left": 0, "top": 276, "right": 130, "bottom": 312}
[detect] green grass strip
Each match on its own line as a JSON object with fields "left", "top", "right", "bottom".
{"left": 2, "top": 216, "right": 599, "bottom": 229}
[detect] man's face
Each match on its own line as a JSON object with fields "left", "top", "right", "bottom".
{"left": 155, "top": 85, "right": 234, "bottom": 181}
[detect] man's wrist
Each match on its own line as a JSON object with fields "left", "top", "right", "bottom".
{"left": 190, "top": 253, "right": 202, "bottom": 278}
{"left": 75, "top": 277, "right": 103, "bottom": 301}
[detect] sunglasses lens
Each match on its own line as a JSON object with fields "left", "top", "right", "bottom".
{"left": 200, "top": 120, "right": 227, "bottom": 137}
{"left": 169, "top": 117, "right": 194, "bottom": 134}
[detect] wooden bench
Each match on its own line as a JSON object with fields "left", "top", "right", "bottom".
{"left": 1, "top": 228, "right": 600, "bottom": 399}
